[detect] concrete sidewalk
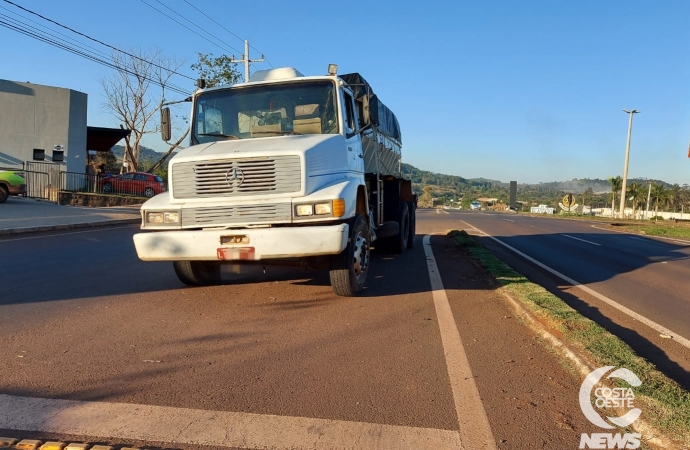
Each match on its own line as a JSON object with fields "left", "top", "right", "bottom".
{"left": 0, "top": 196, "right": 141, "bottom": 235}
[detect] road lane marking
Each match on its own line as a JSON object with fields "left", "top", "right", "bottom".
{"left": 502, "top": 218, "right": 515, "bottom": 223}
{"left": 562, "top": 234, "right": 601, "bottom": 246}
{"left": 0, "top": 394, "right": 461, "bottom": 450}
{"left": 591, "top": 224, "right": 690, "bottom": 246}
{"left": 423, "top": 235, "right": 498, "bottom": 450}
{"left": 461, "top": 221, "right": 690, "bottom": 351}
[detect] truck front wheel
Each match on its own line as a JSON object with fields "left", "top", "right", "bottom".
{"left": 173, "top": 260, "right": 222, "bottom": 286}
{"left": 330, "top": 215, "right": 370, "bottom": 296}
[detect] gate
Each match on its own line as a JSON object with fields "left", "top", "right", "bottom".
{"left": 24, "top": 161, "right": 64, "bottom": 201}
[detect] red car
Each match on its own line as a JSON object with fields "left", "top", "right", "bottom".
{"left": 98, "top": 172, "right": 167, "bottom": 198}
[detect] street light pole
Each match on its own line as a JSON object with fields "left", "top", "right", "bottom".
{"left": 619, "top": 109, "right": 639, "bottom": 219}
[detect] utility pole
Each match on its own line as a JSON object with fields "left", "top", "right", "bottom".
{"left": 230, "top": 40, "right": 264, "bottom": 82}
{"left": 645, "top": 182, "right": 652, "bottom": 220}
{"left": 619, "top": 109, "right": 639, "bottom": 219}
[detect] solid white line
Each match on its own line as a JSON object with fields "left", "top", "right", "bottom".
{"left": 423, "top": 235, "right": 497, "bottom": 450}
{"left": 562, "top": 234, "right": 601, "bottom": 246}
{"left": 0, "top": 226, "right": 135, "bottom": 243}
{"left": 502, "top": 219, "right": 515, "bottom": 223}
{"left": 442, "top": 210, "right": 450, "bottom": 215}
{"left": 461, "top": 221, "right": 690, "bottom": 350}
{"left": 0, "top": 394, "right": 461, "bottom": 450}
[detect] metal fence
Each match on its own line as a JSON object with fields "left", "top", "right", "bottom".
{"left": 4, "top": 161, "right": 166, "bottom": 202}
{"left": 25, "top": 161, "right": 63, "bottom": 201}
{"left": 1, "top": 165, "right": 52, "bottom": 200}
{"left": 60, "top": 171, "right": 167, "bottom": 198}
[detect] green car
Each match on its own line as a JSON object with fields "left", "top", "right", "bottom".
{"left": 0, "top": 170, "right": 26, "bottom": 203}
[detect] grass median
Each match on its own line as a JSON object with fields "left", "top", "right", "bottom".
{"left": 449, "top": 230, "right": 690, "bottom": 447}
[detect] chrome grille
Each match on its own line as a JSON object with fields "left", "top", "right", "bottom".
{"left": 172, "top": 156, "right": 301, "bottom": 199}
{"left": 182, "top": 203, "right": 292, "bottom": 227}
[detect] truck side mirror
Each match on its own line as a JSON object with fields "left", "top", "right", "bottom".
{"left": 161, "top": 107, "right": 171, "bottom": 142}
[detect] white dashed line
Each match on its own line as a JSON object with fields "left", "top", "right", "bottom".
{"left": 562, "top": 234, "right": 601, "bottom": 246}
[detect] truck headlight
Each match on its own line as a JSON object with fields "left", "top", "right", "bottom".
{"left": 294, "top": 199, "right": 345, "bottom": 219}
{"left": 314, "top": 203, "right": 332, "bottom": 215}
{"left": 146, "top": 211, "right": 180, "bottom": 224}
{"left": 295, "top": 204, "right": 314, "bottom": 216}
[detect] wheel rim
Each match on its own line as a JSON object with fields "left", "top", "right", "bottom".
{"left": 352, "top": 232, "right": 369, "bottom": 278}
{"left": 103, "top": 183, "right": 112, "bottom": 192}
{"left": 145, "top": 187, "right": 154, "bottom": 197}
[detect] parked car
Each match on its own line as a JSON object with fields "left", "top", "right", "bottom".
{"left": 470, "top": 201, "right": 481, "bottom": 210}
{"left": 97, "top": 172, "right": 167, "bottom": 198}
{"left": 0, "top": 170, "right": 26, "bottom": 203}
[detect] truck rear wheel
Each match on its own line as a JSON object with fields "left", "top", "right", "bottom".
{"left": 391, "top": 202, "right": 410, "bottom": 253}
{"left": 173, "top": 260, "right": 221, "bottom": 286}
{"left": 407, "top": 201, "right": 416, "bottom": 249}
{"left": 330, "top": 215, "right": 370, "bottom": 296}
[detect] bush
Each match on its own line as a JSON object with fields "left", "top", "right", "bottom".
{"left": 650, "top": 215, "right": 665, "bottom": 221}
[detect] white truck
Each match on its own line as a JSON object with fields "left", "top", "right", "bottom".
{"left": 133, "top": 65, "right": 415, "bottom": 296}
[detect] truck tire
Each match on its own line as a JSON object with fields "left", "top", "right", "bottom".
{"left": 407, "top": 201, "right": 416, "bottom": 249}
{"left": 330, "top": 215, "right": 370, "bottom": 296}
{"left": 173, "top": 260, "right": 221, "bottom": 286}
{"left": 392, "top": 202, "right": 410, "bottom": 253}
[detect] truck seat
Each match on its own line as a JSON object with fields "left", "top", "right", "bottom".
{"left": 293, "top": 104, "right": 322, "bottom": 134}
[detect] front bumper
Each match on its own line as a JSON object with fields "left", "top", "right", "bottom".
{"left": 133, "top": 224, "right": 349, "bottom": 261}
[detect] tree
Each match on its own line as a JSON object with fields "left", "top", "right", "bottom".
{"left": 190, "top": 52, "right": 242, "bottom": 87}
{"left": 626, "top": 182, "right": 645, "bottom": 218}
{"left": 650, "top": 183, "right": 667, "bottom": 217}
{"left": 92, "top": 150, "right": 119, "bottom": 174}
{"left": 100, "top": 48, "right": 186, "bottom": 173}
{"left": 608, "top": 176, "right": 622, "bottom": 217}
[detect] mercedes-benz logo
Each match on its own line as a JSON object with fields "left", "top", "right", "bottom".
{"left": 225, "top": 167, "right": 245, "bottom": 187}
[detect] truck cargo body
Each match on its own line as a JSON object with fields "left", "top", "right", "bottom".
{"left": 133, "top": 67, "right": 415, "bottom": 296}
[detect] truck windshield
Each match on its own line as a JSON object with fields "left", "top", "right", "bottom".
{"left": 191, "top": 81, "right": 338, "bottom": 144}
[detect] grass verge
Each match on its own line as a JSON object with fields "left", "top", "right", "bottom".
{"left": 610, "top": 223, "right": 690, "bottom": 239}
{"left": 449, "top": 229, "right": 690, "bottom": 447}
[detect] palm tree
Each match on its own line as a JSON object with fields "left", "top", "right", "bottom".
{"left": 627, "top": 182, "right": 644, "bottom": 219}
{"left": 650, "top": 183, "right": 667, "bottom": 218}
{"left": 608, "top": 176, "right": 623, "bottom": 218}
{"left": 667, "top": 184, "right": 682, "bottom": 213}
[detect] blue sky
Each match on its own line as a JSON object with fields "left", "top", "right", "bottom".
{"left": 2, "top": 0, "right": 690, "bottom": 185}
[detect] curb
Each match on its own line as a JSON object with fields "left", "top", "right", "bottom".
{"left": 0, "top": 219, "right": 140, "bottom": 236}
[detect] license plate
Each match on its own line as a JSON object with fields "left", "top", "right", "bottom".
{"left": 217, "top": 247, "right": 255, "bottom": 260}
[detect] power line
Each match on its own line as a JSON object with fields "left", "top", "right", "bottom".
{"left": 149, "top": 0, "right": 243, "bottom": 56}
{"left": 180, "top": 0, "right": 274, "bottom": 68}
{"left": 0, "top": 18, "right": 191, "bottom": 96}
{"left": 1, "top": 0, "right": 196, "bottom": 82}
{"left": 0, "top": 5, "right": 109, "bottom": 60}
{"left": 139, "top": 0, "right": 243, "bottom": 56}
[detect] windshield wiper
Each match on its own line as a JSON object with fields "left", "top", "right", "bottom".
{"left": 197, "top": 133, "right": 240, "bottom": 140}
{"left": 251, "top": 130, "right": 302, "bottom": 136}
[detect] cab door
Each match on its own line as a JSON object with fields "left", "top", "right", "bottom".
{"left": 342, "top": 90, "right": 364, "bottom": 174}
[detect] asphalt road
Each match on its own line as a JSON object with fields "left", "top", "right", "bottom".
{"left": 0, "top": 211, "right": 651, "bottom": 449}
{"left": 450, "top": 209, "right": 690, "bottom": 388}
